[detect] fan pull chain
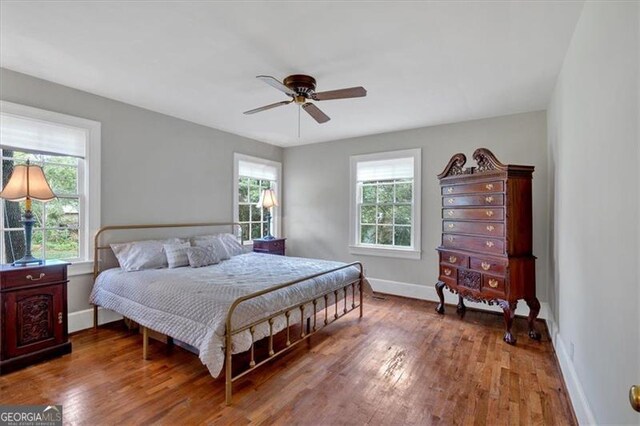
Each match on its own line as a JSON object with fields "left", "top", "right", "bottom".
{"left": 298, "top": 104, "right": 301, "bottom": 138}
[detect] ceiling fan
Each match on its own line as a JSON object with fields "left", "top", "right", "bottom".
{"left": 243, "top": 74, "right": 367, "bottom": 124}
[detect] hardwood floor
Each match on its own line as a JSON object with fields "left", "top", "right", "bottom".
{"left": 0, "top": 295, "right": 576, "bottom": 425}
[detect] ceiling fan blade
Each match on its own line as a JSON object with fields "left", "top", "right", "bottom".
{"left": 243, "top": 100, "right": 292, "bottom": 115}
{"left": 302, "top": 103, "right": 330, "bottom": 123}
{"left": 256, "top": 75, "right": 296, "bottom": 96}
{"left": 312, "top": 86, "right": 367, "bottom": 101}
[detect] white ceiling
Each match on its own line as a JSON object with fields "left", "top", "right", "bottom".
{"left": 0, "top": 1, "right": 583, "bottom": 147}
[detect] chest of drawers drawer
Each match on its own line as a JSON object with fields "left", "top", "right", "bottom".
{"left": 442, "top": 193, "right": 504, "bottom": 207}
{"left": 1, "top": 265, "right": 66, "bottom": 291}
{"left": 470, "top": 256, "right": 508, "bottom": 274}
{"left": 443, "top": 221, "right": 505, "bottom": 237}
{"left": 443, "top": 208, "right": 504, "bottom": 221}
{"left": 438, "top": 250, "right": 469, "bottom": 268}
{"left": 442, "top": 234, "right": 505, "bottom": 254}
{"left": 441, "top": 180, "right": 504, "bottom": 196}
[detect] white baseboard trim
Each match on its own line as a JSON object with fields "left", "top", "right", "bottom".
{"left": 368, "top": 277, "right": 596, "bottom": 424}
{"left": 553, "top": 332, "right": 597, "bottom": 425}
{"left": 68, "top": 307, "right": 122, "bottom": 333}
{"left": 368, "top": 277, "right": 550, "bottom": 319}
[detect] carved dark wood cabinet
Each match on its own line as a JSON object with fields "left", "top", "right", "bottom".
{"left": 1, "top": 260, "right": 71, "bottom": 373}
{"left": 435, "top": 148, "right": 540, "bottom": 344}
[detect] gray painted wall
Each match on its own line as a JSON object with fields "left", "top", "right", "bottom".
{"left": 547, "top": 2, "right": 639, "bottom": 424}
{"left": 283, "top": 111, "right": 549, "bottom": 303}
{"left": 0, "top": 68, "right": 283, "bottom": 314}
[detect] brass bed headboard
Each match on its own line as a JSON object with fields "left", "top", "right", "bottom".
{"left": 92, "top": 222, "right": 242, "bottom": 279}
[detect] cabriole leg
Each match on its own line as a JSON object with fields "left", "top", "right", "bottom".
{"left": 525, "top": 297, "right": 542, "bottom": 340}
{"left": 456, "top": 295, "right": 466, "bottom": 316}
{"left": 498, "top": 300, "right": 517, "bottom": 345}
{"left": 435, "top": 281, "right": 446, "bottom": 314}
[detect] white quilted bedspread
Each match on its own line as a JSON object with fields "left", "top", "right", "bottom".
{"left": 89, "top": 252, "right": 362, "bottom": 378}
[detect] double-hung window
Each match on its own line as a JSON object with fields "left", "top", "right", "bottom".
{"left": 233, "top": 153, "right": 281, "bottom": 242}
{"left": 0, "top": 101, "right": 101, "bottom": 274}
{"left": 349, "top": 149, "right": 421, "bottom": 259}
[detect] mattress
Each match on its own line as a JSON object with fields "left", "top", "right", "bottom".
{"left": 89, "top": 252, "right": 363, "bottom": 378}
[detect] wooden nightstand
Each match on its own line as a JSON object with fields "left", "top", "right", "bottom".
{"left": 0, "top": 260, "right": 72, "bottom": 374}
{"left": 252, "top": 238, "right": 286, "bottom": 256}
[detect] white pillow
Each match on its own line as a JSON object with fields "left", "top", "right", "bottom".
{"left": 185, "top": 244, "right": 222, "bottom": 268}
{"left": 111, "top": 238, "right": 180, "bottom": 272}
{"left": 164, "top": 241, "right": 191, "bottom": 269}
{"left": 219, "top": 233, "right": 245, "bottom": 256}
{"left": 191, "top": 235, "right": 231, "bottom": 260}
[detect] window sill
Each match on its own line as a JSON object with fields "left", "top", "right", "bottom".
{"left": 68, "top": 260, "right": 94, "bottom": 277}
{"left": 348, "top": 245, "right": 421, "bottom": 260}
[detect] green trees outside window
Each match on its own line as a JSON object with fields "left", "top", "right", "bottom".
{"left": 358, "top": 179, "right": 413, "bottom": 247}
{"left": 238, "top": 176, "right": 273, "bottom": 241}
{"left": 1, "top": 150, "right": 80, "bottom": 262}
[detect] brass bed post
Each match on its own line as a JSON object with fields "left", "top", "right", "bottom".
{"left": 359, "top": 263, "right": 364, "bottom": 318}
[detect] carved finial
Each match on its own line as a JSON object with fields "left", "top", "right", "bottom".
{"left": 437, "top": 153, "right": 467, "bottom": 179}
{"left": 472, "top": 148, "right": 507, "bottom": 172}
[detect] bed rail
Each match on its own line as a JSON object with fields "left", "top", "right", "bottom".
{"left": 90, "top": 222, "right": 365, "bottom": 406}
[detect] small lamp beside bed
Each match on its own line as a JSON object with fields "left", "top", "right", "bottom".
{"left": 257, "top": 188, "right": 278, "bottom": 240}
{"left": 0, "top": 160, "right": 56, "bottom": 265}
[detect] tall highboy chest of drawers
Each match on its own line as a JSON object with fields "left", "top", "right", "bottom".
{"left": 435, "top": 148, "right": 540, "bottom": 344}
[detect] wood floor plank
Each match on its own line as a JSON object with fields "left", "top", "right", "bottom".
{"left": 0, "top": 294, "right": 576, "bottom": 425}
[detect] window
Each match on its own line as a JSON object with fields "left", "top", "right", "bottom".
{"left": 233, "top": 153, "right": 281, "bottom": 242}
{"left": 349, "top": 149, "right": 421, "bottom": 259}
{"left": 0, "top": 101, "right": 101, "bottom": 274}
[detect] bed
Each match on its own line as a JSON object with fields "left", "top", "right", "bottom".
{"left": 89, "top": 222, "right": 365, "bottom": 404}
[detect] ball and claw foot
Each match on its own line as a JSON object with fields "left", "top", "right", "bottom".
{"left": 503, "top": 332, "right": 517, "bottom": 345}
{"left": 528, "top": 329, "right": 542, "bottom": 340}
{"left": 435, "top": 303, "right": 445, "bottom": 315}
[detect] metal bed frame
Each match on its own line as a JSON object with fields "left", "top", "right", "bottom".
{"left": 91, "top": 222, "right": 364, "bottom": 405}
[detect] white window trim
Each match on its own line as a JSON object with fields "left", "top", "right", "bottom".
{"left": 0, "top": 101, "right": 101, "bottom": 276}
{"left": 232, "top": 153, "right": 282, "bottom": 243}
{"left": 349, "top": 148, "right": 422, "bottom": 260}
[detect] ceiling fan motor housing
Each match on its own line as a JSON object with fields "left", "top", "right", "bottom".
{"left": 283, "top": 74, "right": 317, "bottom": 101}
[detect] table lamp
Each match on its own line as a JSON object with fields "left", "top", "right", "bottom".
{"left": 257, "top": 188, "right": 278, "bottom": 240}
{"left": 0, "top": 160, "right": 56, "bottom": 265}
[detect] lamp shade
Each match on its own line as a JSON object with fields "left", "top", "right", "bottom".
{"left": 0, "top": 163, "right": 55, "bottom": 202}
{"left": 257, "top": 189, "right": 278, "bottom": 209}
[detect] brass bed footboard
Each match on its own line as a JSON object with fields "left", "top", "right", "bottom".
{"left": 91, "top": 222, "right": 364, "bottom": 405}
{"left": 223, "top": 261, "right": 363, "bottom": 405}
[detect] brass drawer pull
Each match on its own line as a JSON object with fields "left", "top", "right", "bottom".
{"left": 486, "top": 241, "right": 494, "bottom": 248}
{"left": 58, "top": 312, "right": 63, "bottom": 324}
{"left": 26, "top": 273, "right": 46, "bottom": 281}
{"left": 488, "top": 278, "right": 499, "bottom": 288}
{"left": 481, "top": 262, "right": 491, "bottom": 271}
{"left": 447, "top": 198, "right": 454, "bottom": 204}
{"left": 486, "top": 225, "right": 495, "bottom": 232}
{"left": 448, "top": 256, "right": 457, "bottom": 263}
{"left": 485, "top": 210, "right": 494, "bottom": 217}
{"left": 447, "top": 236, "right": 454, "bottom": 242}
{"left": 485, "top": 196, "right": 494, "bottom": 203}
{"left": 446, "top": 187, "right": 453, "bottom": 194}
{"left": 485, "top": 183, "right": 494, "bottom": 190}
{"left": 448, "top": 223, "right": 454, "bottom": 229}
{"left": 444, "top": 268, "right": 452, "bottom": 276}
{"left": 447, "top": 210, "right": 454, "bottom": 217}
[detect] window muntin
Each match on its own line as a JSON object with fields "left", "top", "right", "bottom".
{"left": 1, "top": 149, "right": 83, "bottom": 262}
{"left": 233, "top": 154, "right": 281, "bottom": 244}
{"left": 349, "top": 148, "right": 421, "bottom": 259}
{"left": 237, "top": 177, "right": 274, "bottom": 241}
{"left": 358, "top": 178, "right": 413, "bottom": 247}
